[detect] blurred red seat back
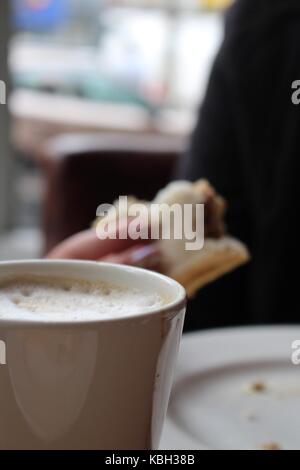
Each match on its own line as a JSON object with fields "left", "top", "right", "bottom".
{"left": 40, "top": 132, "right": 186, "bottom": 253}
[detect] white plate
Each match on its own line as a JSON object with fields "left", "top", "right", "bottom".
{"left": 160, "top": 326, "right": 300, "bottom": 450}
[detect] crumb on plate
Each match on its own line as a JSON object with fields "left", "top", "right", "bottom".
{"left": 245, "top": 380, "right": 267, "bottom": 393}
{"left": 242, "top": 410, "right": 258, "bottom": 421}
{"left": 260, "top": 442, "right": 281, "bottom": 450}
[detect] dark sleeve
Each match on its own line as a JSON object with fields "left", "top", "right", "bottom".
{"left": 179, "top": 48, "right": 253, "bottom": 332}
{"left": 180, "top": 48, "right": 252, "bottom": 246}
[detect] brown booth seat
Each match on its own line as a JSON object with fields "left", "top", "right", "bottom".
{"left": 40, "top": 133, "right": 186, "bottom": 253}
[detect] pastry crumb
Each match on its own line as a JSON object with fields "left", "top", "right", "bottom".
{"left": 245, "top": 380, "right": 267, "bottom": 393}
{"left": 242, "top": 410, "right": 258, "bottom": 421}
{"left": 260, "top": 442, "right": 281, "bottom": 450}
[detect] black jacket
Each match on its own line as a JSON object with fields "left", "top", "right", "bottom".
{"left": 182, "top": 0, "right": 300, "bottom": 330}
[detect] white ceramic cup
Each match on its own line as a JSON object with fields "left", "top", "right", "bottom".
{"left": 0, "top": 260, "right": 186, "bottom": 450}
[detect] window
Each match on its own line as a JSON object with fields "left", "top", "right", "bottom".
{"left": 10, "top": 0, "right": 231, "bottom": 110}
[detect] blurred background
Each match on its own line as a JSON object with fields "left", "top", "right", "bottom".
{"left": 0, "top": 0, "right": 232, "bottom": 260}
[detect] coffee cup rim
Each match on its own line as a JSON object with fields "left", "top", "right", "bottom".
{"left": 0, "top": 260, "right": 187, "bottom": 327}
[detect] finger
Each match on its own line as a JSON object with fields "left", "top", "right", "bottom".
{"left": 100, "top": 243, "right": 162, "bottom": 271}
{"left": 47, "top": 229, "right": 110, "bottom": 260}
{"left": 47, "top": 218, "right": 152, "bottom": 260}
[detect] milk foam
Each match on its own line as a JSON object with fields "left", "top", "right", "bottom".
{"left": 0, "top": 276, "right": 165, "bottom": 321}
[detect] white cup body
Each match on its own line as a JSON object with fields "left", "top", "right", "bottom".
{"left": 0, "top": 260, "right": 186, "bottom": 450}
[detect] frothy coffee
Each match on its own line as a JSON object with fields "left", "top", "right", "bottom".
{"left": 0, "top": 276, "right": 166, "bottom": 321}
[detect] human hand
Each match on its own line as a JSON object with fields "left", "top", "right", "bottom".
{"left": 47, "top": 218, "right": 162, "bottom": 272}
